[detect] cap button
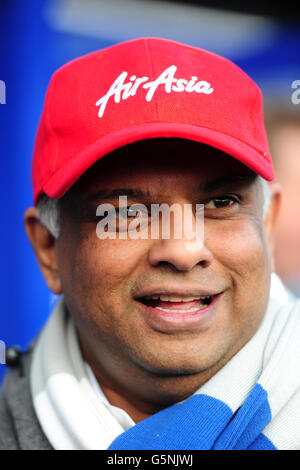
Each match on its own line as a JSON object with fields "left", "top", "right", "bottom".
{"left": 5, "top": 345, "right": 22, "bottom": 367}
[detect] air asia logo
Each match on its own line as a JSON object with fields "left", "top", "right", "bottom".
{"left": 95, "top": 65, "right": 214, "bottom": 118}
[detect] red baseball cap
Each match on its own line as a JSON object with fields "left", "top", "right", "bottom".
{"left": 32, "top": 37, "right": 274, "bottom": 205}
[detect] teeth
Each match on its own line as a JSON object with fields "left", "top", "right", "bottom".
{"left": 159, "top": 295, "right": 201, "bottom": 302}
{"left": 156, "top": 305, "right": 207, "bottom": 313}
{"left": 145, "top": 295, "right": 212, "bottom": 302}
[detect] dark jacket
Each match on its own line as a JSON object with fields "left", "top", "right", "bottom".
{"left": 0, "top": 347, "right": 53, "bottom": 450}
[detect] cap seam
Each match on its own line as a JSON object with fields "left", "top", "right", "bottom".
{"left": 46, "top": 74, "right": 60, "bottom": 175}
{"left": 33, "top": 73, "right": 60, "bottom": 198}
{"left": 144, "top": 39, "right": 158, "bottom": 121}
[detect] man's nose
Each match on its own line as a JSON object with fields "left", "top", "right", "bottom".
{"left": 147, "top": 204, "right": 213, "bottom": 273}
{"left": 148, "top": 237, "right": 213, "bottom": 271}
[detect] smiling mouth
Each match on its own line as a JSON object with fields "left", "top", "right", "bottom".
{"left": 138, "top": 295, "right": 214, "bottom": 314}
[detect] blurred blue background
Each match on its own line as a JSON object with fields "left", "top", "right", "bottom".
{"left": 0, "top": 0, "right": 300, "bottom": 383}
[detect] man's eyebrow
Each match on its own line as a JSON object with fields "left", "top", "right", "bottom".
{"left": 84, "top": 188, "right": 152, "bottom": 202}
{"left": 83, "top": 175, "right": 256, "bottom": 202}
{"left": 198, "top": 174, "right": 257, "bottom": 193}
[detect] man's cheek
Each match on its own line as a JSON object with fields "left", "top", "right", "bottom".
{"left": 91, "top": 240, "right": 146, "bottom": 273}
{"left": 211, "top": 221, "right": 266, "bottom": 273}
{"left": 74, "top": 239, "right": 144, "bottom": 286}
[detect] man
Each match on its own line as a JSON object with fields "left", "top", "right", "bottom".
{"left": 265, "top": 109, "right": 300, "bottom": 296}
{"left": 0, "top": 37, "right": 299, "bottom": 450}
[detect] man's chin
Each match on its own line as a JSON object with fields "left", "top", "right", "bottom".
{"left": 135, "top": 354, "right": 221, "bottom": 379}
{"left": 130, "top": 344, "right": 232, "bottom": 388}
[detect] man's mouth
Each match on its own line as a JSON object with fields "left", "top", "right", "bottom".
{"left": 135, "top": 290, "right": 222, "bottom": 331}
{"left": 139, "top": 295, "right": 214, "bottom": 313}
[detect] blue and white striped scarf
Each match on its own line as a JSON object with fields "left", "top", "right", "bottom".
{"left": 31, "top": 273, "right": 300, "bottom": 450}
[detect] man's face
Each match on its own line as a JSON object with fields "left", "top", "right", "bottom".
{"left": 56, "top": 139, "right": 272, "bottom": 393}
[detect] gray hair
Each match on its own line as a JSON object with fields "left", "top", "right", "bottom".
{"left": 37, "top": 194, "right": 61, "bottom": 239}
{"left": 259, "top": 175, "right": 272, "bottom": 220}
{"left": 37, "top": 175, "right": 272, "bottom": 239}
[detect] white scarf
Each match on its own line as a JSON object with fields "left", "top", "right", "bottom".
{"left": 30, "top": 273, "right": 300, "bottom": 450}
{"left": 30, "top": 299, "right": 135, "bottom": 450}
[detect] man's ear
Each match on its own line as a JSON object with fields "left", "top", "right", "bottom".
{"left": 264, "top": 182, "right": 282, "bottom": 271}
{"left": 24, "top": 207, "right": 63, "bottom": 295}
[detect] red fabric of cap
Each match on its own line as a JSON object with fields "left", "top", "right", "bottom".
{"left": 32, "top": 37, "right": 274, "bottom": 205}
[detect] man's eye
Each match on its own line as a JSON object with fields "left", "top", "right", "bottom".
{"left": 117, "top": 206, "right": 147, "bottom": 218}
{"left": 204, "top": 195, "right": 239, "bottom": 209}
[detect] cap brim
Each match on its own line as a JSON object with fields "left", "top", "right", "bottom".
{"left": 39, "top": 122, "right": 274, "bottom": 204}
